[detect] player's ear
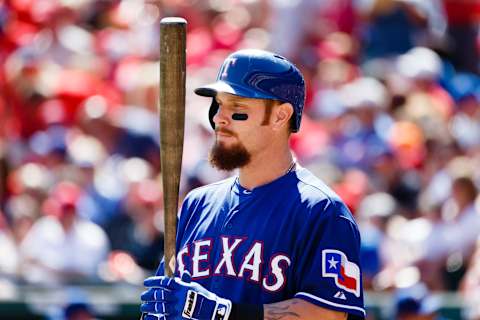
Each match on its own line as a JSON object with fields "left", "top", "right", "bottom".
{"left": 271, "top": 103, "right": 294, "bottom": 131}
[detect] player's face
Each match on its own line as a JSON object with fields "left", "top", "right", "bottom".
{"left": 209, "top": 93, "right": 272, "bottom": 171}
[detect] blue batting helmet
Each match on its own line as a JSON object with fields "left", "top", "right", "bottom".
{"left": 194, "top": 49, "right": 305, "bottom": 132}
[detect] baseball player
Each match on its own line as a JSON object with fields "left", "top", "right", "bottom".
{"left": 140, "top": 49, "right": 365, "bottom": 320}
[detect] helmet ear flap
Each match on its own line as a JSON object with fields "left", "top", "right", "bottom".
{"left": 208, "top": 99, "right": 219, "bottom": 130}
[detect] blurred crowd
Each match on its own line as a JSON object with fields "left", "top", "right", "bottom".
{"left": 1, "top": 0, "right": 480, "bottom": 319}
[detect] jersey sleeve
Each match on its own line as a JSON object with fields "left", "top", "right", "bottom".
{"left": 293, "top": 199, "right": 366, "bottom": 319}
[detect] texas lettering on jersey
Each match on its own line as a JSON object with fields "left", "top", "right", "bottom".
{"left": 176, "top": 235, "right": 291, "bottom": 292}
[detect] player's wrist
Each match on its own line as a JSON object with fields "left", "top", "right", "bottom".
{"left": 230, "top": 303, "right": 264, "bottom": 320}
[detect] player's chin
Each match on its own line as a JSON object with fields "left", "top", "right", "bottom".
{"left": 209, "top": 138, "right": 250, "bottom": 170}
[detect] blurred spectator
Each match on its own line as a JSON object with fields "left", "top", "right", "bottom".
{"left": 394, "top": 47, "right": 454, "bottom": 130}
{"left": 113, "top": 106, "right": 160, "bottom": 163}
{"left": 394, "top": 283, "right": 444, "bottom": 320}
{"left": 357, "top": 192, "right": 397, "bottom": 288}
{"left": 461, "top": 235, "right": 480, "bottom": 320}
{"left": 441, "top": 0, "right": 480, "bottom": 74}
{"left": 357, "top": 0, "right": 431, "bottom": 59}
{"left": 0, "top": 210, "right": 17, "bottom": 277}
{"left": 5, "top": 193, "right": 40, "bottom": 244}
{"left": 19, "top": 181, "right": 109, "bottom": 285}
{"left": 448, "top": 73, "right": 480, "bottom": 151}
{"left": 64, "top": 302, "right": 97, "bottom": 320}
{"left": 268, "top": 0, "right": 357, "bottom": 65}
{"left": 105, "top": 179, "right": 164, "bottom": 271}
{"left": 330, "top": 76, "right": 391, "bottom": 170}
{"left": 419, "top": 176, "right": 480, "bottom": 290}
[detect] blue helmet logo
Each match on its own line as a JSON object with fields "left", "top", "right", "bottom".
{"left": 195, "top": 49, "right": 305, "bottom": 132}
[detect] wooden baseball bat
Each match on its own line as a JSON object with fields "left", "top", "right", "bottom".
{"left": 159, "top": 17, "right": 187, "bottom": 277}
{"left": 140, "top": 17, "right": 186, "bottom": 320}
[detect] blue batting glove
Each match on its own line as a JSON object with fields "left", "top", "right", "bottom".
{"left": 140, "top": 272, "right": 232, "bottom": 320}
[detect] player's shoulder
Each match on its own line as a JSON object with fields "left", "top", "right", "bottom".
{"left": 295, "top": 167, "right": 339, "bottom": 200}
{"left": 183, "top": 176, "right": 236, "bottom": 203}
{"left": 294, "top": 167, "right": 355, "bottom": 223}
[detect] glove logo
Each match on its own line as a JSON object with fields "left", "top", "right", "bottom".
{"left": 215, "top": 305, "right": 227, "bottom": 320}
{"left": 182, "top": 290, "right": 197, "bottom": 318}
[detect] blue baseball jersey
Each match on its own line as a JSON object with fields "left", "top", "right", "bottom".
{"left": 157, "top": 167, "right": 365, "bottom": 318}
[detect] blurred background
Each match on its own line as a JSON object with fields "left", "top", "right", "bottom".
{"left": 1, "top": 0, "right": 480, "bottom": 319}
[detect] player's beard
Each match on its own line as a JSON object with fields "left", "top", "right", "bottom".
{"left": 209, "top": 131, "right": 251, "bottom": 171}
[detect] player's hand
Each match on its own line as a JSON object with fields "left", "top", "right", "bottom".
{"left": 140, "top": 272, "right": 232, "bottom": 320}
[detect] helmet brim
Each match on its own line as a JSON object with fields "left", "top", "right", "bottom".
{"left": 194, "top": 81, "right": 277, "bottom": 101}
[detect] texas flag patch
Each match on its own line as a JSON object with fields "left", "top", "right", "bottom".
{"left": 322, "top": 249, "right": 361, "bottom": 297}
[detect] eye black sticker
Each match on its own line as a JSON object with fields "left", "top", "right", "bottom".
{"left": 232, "top": 113, "right": 248, "bottom": 121}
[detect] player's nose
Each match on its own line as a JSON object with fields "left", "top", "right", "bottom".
{"left": 213, "top": 105, "right": 230, "bottom": 127}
